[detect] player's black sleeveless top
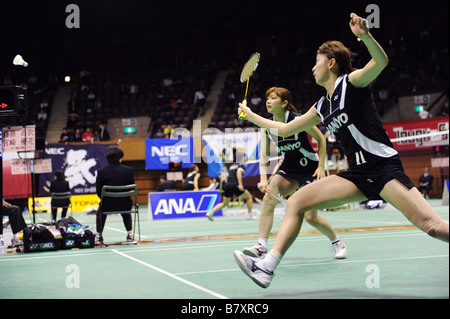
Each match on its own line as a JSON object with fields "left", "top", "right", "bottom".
{"left": 315, "top": 74, "right": 398, "bottom": 170}
{"left": 266, "top": 110, "right": 319, "bottom": 173}
{"left": 226, "top": 163, "right": 245, "bottom": 185}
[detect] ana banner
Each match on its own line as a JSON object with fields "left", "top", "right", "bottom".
{"left": 202, "top": 131, "right": 260, "bottom": 178}
{"left": 39, "top": 143, "right": 114, "bottom": 196}
{"left": 145, "top": 137, "right": 194, "bottom": 170}
{"left": 384, "top": 117, "right": 449, "bottom": 151}
{"left": 148, "top": 190, "right": 222, "bottom": 220}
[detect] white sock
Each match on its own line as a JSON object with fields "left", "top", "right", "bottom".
{"left": 264, "top": 251, "right": 281, "bottom": 272}
{"left": 258, "top": 237, "right": 268, "bottom": 248}
{"left": 331, "top": 236, "right": 340, "bottom": 244}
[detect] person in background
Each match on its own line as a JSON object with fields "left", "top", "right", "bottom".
{"left": 181, "top": 165, "right": 200, "bottom": 191}
{"left": 156, "top": 175, "right": 177, "bottom": 192}
{"left": 418, "top": 167, "right": 434, "bottom": 199}
{"left": 96, "top": 145, "right": 135, "bottom": 244}
{"left": 43, "top": 169, "right": 71, "bottom": 224}
{"left": 2, "top": 199, "right": 27, "bottom": 245}
{"left": 99, "top": 123, "right": 110, "bottom": 141}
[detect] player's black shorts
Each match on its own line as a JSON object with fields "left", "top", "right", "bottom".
{"left": 275, "top": 163, "right": 316, "bottom": 187}
{"left": 223, "top": 183, "right": 245, "bottom": 198}
{"left": 336, "top": 155, "right": 415, "bottom": 200}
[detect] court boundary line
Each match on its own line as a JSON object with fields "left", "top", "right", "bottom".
{"left": 174, "top": 254, "right": 449, "bottom": 276}
{"left": 111, "top": 249, "right": 229, "bottom": 299}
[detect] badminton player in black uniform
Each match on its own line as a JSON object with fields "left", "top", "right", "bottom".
{"left": 235, "top": 13, "right": 449, "bottom": 288}
{"left": 206, "top": 149, "right": 255, "bottom": 220}
{"left": 181, "top": 164, "right": 200, "bottom": 191}
{"left": 242, "top": 87, "right": 347, "bottom": 259}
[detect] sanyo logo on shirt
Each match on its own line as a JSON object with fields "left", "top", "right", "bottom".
{"left": 151, "top": 144, "right": 188, "bottom": 157}
{"left": 279, "top": 141, "right": 302, "bottom": 152}
{"left": 327, "top": 113, "right": 349, "bottom": 134}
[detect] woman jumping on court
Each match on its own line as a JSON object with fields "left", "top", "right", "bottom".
{"left": 234, "top": 12, "right": 449, "bottom": 288}
{"left": 241, "top": 87, "right": 347, "bottom": 259}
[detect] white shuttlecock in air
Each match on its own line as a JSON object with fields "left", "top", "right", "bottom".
{"left": 13, "top": 54, "right": 28, "bottom": 67}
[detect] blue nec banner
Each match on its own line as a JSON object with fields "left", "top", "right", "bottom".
{"left": 145, "top": 137, "right": 193, "bottom": 170}
{"left": 148, "top": 190, "right": 222, "bottom": 220}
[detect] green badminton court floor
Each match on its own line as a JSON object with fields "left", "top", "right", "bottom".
{"left": 0, "top": 199, "right": 448, "bottom": 303}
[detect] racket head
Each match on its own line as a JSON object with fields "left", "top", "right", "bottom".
{"left": 240, "top": 52, "right": 260, "bottom": 83}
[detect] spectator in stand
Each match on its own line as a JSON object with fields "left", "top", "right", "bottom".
{"left": 72, "top": 129, "right": 83, "bottom": 142}
{"left": 82, "top": 127, "right": 94, "bottom": 142}
{"left": 98, "top": 124, "right": 110, "bottom": 141}
{"left": 59, "top": 127, "right": 71, "bottom": 143}
{"left": 164, "top": 124, "right": 174, "bottom": 138}
{"left": 250, "top": 92, "right": 263, "bottom": 108}
{"left": 194, "top": 88, "right": 206, "bottom": 116}
{"left": 37, "top": 108, "right": 47, "bottom": 122}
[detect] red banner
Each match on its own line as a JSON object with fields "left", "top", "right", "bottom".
{"left": 384, "top": 117, "right": 449, "bottom": 151}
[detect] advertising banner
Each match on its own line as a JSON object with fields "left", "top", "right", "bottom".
{"left": 384, "top": 117, "right": 449, "bottom": 151}
{"left": 145, "top": 137, "right": 194, "bottom": 170}
{"left": 202, "top": 131, "right": 260, "bottom": 178}
{"left": 39, "top": 143, "right": 113, "bottom": 196}
{"left": 148, "top": 190, "right": 222, "bottom": 220}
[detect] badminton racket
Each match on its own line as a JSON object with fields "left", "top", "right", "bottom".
{"left": 264, "top": 187, "right": 287, "bottom": 208}
{"left": 238, "top": 52, "right": 260, "bottom": 120}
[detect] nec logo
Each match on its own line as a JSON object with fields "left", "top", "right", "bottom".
{"left": 151, "top": 144, "right": 188, "bottom": 157}
{"left": 46, "top": 147, "right": 65, "bottom": 155}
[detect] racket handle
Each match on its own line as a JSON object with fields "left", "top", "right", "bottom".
{"left": 238, "top": 99, "right": 247, "bottom": 121}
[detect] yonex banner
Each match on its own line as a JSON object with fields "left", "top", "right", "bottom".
{"left": 145, "top": 137, "right": 194, "bottom": 170}
{"left": 148, "top": 190, "right": 222, "bottom": 220}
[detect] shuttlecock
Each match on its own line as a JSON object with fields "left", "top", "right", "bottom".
{"left": 13, "top": 54, "right": 28, "bottom": 67}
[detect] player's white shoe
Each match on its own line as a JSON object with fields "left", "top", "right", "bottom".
{"left": 233, "top": 250, "right": 274, "bottom": 288}
{"left": 243, "top": 243, "right": 268, "bottom": 257}
{"left": 205, "top": 212, "right": 214, "bottom": 221}
{"left": 332, "top": 239, "right": 347, "bottom": 259}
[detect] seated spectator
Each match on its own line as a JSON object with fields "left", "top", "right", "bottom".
{"left": 43, "top": 170, "right": 71, "bottom": 224}
{"left": 202, "top": 177, "right": 219, "bottom": 191}
{"left": 72, "top": 129, "right": 83, "bottom": 142}
{"left": 59, "top": 127, "right": 71, "bottom": 143}
{"left": 82, "top": 127, "right": 94, "bottom": 142}
{"left": 164, "top": 124, "right": 174, "bottom": 138}
{"left": 418, "top": 167, "right": 433, "bottom": 199}
{"left": 156, "top": 176, "right": 177, "bottom": 192}
{"left": 96, "top": 145, "right": 135, "bottom": 244}
{"left": 2, "top": 199, "right": 27, "bottom": 246}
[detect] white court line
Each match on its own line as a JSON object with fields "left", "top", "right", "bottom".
{"left": 104, "top": 226, "right": 148, "bottom": 238}
{"left": 1, "top": 230, "right": 425, "bottom": 263}
{"left": 174, "top": 254, "right": 449, "bottom": 276}
{"left": 112, "top": 249, "right": 229, "bottom": 299}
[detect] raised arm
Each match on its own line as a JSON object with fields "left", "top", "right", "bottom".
{"left": 348, "top": 12, "right": 389, "bottom": 88}
{"left": 238, "top": 104, "right": 322, "bottom": 138}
